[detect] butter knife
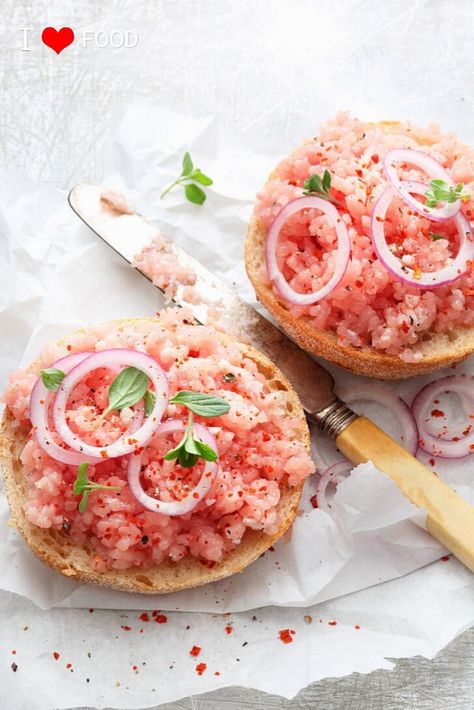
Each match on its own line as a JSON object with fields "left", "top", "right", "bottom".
{"left": 69, "top": 184, "right": 474, "bottom": 573}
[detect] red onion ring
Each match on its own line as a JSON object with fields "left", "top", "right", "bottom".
{"left": 336, "top": 382, "right": 419, "bottom": 455}
{"left": 30, "top": 352, "right": 147, "bottom": 465}
{"left": 371, "top": 181, "right": 474, "bottom": 288}
{"left": 127, "top": 419, "right": 218, "bottom": 516}
{"left": 383, "top": 148, "right": 460, "bottom": 222}
{"left": 265, "top": 196, "right": 351, "bottom": 305}
{"left": 411, "top": 375, "right": 474, "bottom": 458}
{"left": 53, "top": 349, "right": 168, "bottom": 460}
{"left": 316, "top": 461, "right": 354, "bottom": 513}
{"left": 30, "top": 352, "right": 102, "bottom": 465}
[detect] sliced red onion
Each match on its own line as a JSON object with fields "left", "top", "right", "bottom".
{"left": 127, "top": 419, "right": 218, "bottom": 516}
{"left": 30, "top": 352, "right": 101, "bottom": 465}
{"left": 411, "top": 375, "right": 474, "bottom": 458}
{"left": 336, "top": 382, "right": 419, "bottom": 455}
{"left": 265, "top": 196, "right": 351, "bottom": 305}
{"left": 316, "top": 461, "right": 354, "bottom": 513}
{"left": 53, "top": 349, "right": 168, "bottom": 460}
{"left": 371, "top": 181, "right": 474, "bottom": 288}
{"left": 383, "top": 148, "right": 460, "bottom": 222}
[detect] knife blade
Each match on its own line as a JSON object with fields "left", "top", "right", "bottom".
{"left": 68, "top": 184, "right": 349, "bottom": 428}
{"left": 68, "top": 184, "right": 474, "bottom": 574}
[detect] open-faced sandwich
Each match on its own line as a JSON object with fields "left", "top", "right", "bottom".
{"left": 246, "top": 115, "right": 474, "bottom": 379}
{"left": 0, "top": 311, "right": 314, "bottom": 593}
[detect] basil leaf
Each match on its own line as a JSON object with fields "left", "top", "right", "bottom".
{"left": 184, "top": 183, "right": 206, "bottom": 205}
{"left": 170, "top": 391, "right": 230, "bottom": 417}
{"left": 103, "top": 367, "right": 149, "bottom": 416}
{"left": 181, "top": 152, "right": 194, "bottom": 176}
{"left": 40, "top": 368, "right": 65, "bottom": 392}
{"left": 144, "top": 390, "right": 156, "bottom": 417}
{"left": 430, "top": 232, "right": 445, "bottom": 241}
{"left": 191, "top": 170, "right": 213, "bottom": 187}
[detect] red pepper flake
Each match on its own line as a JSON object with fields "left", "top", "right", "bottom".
{"left": 429, "top": 458, "right": 435, "bottom": 467}
{"left": 121, "top": 625, "right": 132, "bottom": 631}
{"left": 310, "top": 494, "right": 318, "bottom": 509}
{"left": 195, "top": 662, "right": 207, "bottom": 675}
{"left": 268, "top": 545, "right": 275, "bottom": 552}
{"left": 278, "top": 629, "right": 295, "bottom": 644}
{"left": 328, "top": 621, "right": 337, "bottom": 626}
{"left": 66, "top": 663, "right": 72, "bottom": 670}
{"left": 139, "top": 612, "right": 150, "bottom": 623}
{"left": 66, "top": 344, "right": 72, "bottom": 351}
{"left": 189, "top": 645, "right": 201, "bottom": 657}
{"left": 225, "top": 625, "right": 233, "bottom": 635}
{"left": 132, "top": 665, "right": 138, "bottom": 671}
{"left": 11, "top": 650, "right": 16, "bottom": 655}
{"left": 355, "top": 168, "right": 363, "bottom": 177}
{"left": 214, "top": 671, "right": 221, "bottom": 676}
{"left": 355, "top": 624, "right": 361, "bottom": 630}
{"left": 431, "top": 409, "right": 445, "bottom": 418}
{"left": 89, "top": 608, "right": 94, "bottom": 613}
{"left": 53, "top": 652, "right": 60, "bottom": 661}
{"left": 441, "top": 555, "right": 450, "bottom": 561}
{"left": 371, "top": 154, "right": 379, "bottom": 163}
{"left": 155, "top": 614, "right": 167, "bottom": 624}
{"left": 100, "top": 450, "right": 109, "bottom": 459}
{"left": 188, "top": 349, "right": 200, "bottom": 358}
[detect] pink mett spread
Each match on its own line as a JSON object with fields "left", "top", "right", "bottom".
{"left": 4, "top": 310, "right": 314, "bottom": 571}
{"left": 256, "top": 114, "right": 474, "bottom": 362}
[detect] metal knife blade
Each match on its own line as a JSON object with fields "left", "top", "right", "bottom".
{"left": 68, "top": 184, "right": 342, "bottom": 420}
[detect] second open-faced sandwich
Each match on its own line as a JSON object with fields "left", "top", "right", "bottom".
{"left": 246, "top": 115, "right": 474, "bottom": 379}
{"left": 0, "top": 310, "right": 314, "bottom": 593}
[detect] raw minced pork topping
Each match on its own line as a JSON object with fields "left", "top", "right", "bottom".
{"left": 256, "top": 114, "right": 474, "bottom": 362}
{"left": 4, "top": 310, "right": 314, "bottom": 571}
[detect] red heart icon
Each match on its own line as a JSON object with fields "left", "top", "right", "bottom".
{"left": 41, "top": 27, "right": 75, "bottom": 55}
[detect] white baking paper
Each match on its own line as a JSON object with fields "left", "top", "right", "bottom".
{"left": 1, "top": 103, "right": 474, "bottom": 708}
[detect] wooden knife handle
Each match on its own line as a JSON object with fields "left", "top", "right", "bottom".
{"left": 336, "top": 416, "right": 474, "bottom": 573}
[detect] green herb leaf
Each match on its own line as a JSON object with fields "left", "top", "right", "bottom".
{"left": 73, "top": 462, "right": 120, "bottom": 513}
{"left": 102, "top": 367, "right": 149, "bottom": 417}
{"left": 184, "top": 183, "right": 206, "bottom": 205}
{"left": 303, "top": 170, "right": 340, "bottom": 205}
{"left": 430, "top": 232, "right": 445, "bottom": 241}
{"left": 424, "top": 179, "right": 470, "bottom": 208}
{"left": 73, "top": 462, "right": 89, "bottom": 495}
{"left": 170, "top": 390, "right": 230, "bottom": 417}
{"left": 144, "top": 390, "right": 156, "bottom": 417}
{"left": 191, "top": 169, "right": 213, "bottom": 187}
{"left": 181, "top": 151, "right": 194, "bottom": 176}
{"left": 194, "top": 439, "right": 218, "bottom": 462}
{"left": 40, "top": 368, "right": 65, "bottom": 392}
{"left": 164, "top": 409, "right": 219, "bottom": 469}
{"left": 322, "top": 169, "right": 331, "bottom": 192}
{"left": 160, "top": 152, "right": 213, "bottom": 204}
